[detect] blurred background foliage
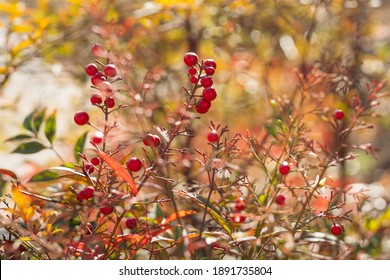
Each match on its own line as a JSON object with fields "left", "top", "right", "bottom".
{"left": 1, "top": 0, "right": 390, "bottom": 258}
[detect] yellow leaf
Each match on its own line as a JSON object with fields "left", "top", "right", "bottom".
{"left": 11, "top": 186, "right": 34, "bottom": 222}
{"left": 10, "top": 39, "right": 34, "bottom": 55}
{"left": 0, "top": 2, "right": 25, "bottom": 17}
{"left": 11, "top": 24, "right": 34, "bottom": 33}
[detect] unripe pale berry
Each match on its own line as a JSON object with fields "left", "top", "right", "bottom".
{"left": 126, "top": 218, "right": 137, "bottom": 229}
{"left": 85, "top": 63, "right": 99, "bottom": 76}
{"left": 333, "top": 109, "right": 345, "bottom": 120}
{"left": 331, "top": 224, "right": 343, "bottom": 236}
{"left": 200, "top": 76, "right": 213, "bottom": 88}
{"left": 98, "top": 81, "right": 113, "bottom": 97}
{"left": 184, "top": 52, "right": 199, "bottom": 67}
{"left": 204, "top": 59, "right": 217, "bottom": 69}
{"left": 91, "top": 44, "right": 105, "bottom": 57}
{"left": 275, "top": 194, "right": 286, "bottom": 206}
{"left": 279, "top": 161, "right": 290, "bottom": 175}
{"left": 207, "top": 130, "right": 219, "bottom": 143}
{"left": 90, "top": 94, "right": 103, "bottom": 105}
{"left": 202, "top": 87, "right": 217, "bottom": 101}
{"left": 74, "top": 111, "right": 89, "bottom": 126}
{"left": 126, "top": 157, "right": 142, "bottom": 172}
{"left": 104, "top": 64, "right": 117, "bottom": 77}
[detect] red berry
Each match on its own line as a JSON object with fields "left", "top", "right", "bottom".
{"left": 84, "top": 163, "right": 94, "bottom": 174}
{"left": 126, "top": 157, "right": 142, "bottom": 172}
{"left": 231, "top": 213, "right": 246, "bottom": 223}
{"left": 91, "top": 73, "right": 106, "bottom": 86}
{"left": 143, "top": 134, "right": 161, "bottom": 147}
{"left": 188, "top": 66, "right": 197, "bottom": 75}
{"left": 207, "top": 130, "right": 219, "bottom": 143}
{"left": 204, "top": 59, "right": 217, "bottom": 69}
{"left": 204, "top": 67, "right": 215, "bottom": 76}
{"left": 184, "top": 52, "right": 199, "bottom": 67}
{"left": 200, "top": 76, "right": 213, "bottom": 87}
{"left": 83, "top": 186, "right": 94, "bottom": 199}
{"left": 104, "top": 64, "right": 117, "bottom": 77}
{"left": 331, "top": 224, "right": 343, "bottom": 236}
{"left": 74, "top": 111, "right": 89, "bottom": 126}
{"left": 91, "top": 44, "right": 105, "bottom": 57}
{"left": 275, "top": 194, "right": 286, "bottom": 206}
{"left": 125, "top": 218, "right": 137, "bottom": 229}
{"left": 197, "top": 98, "right": 211, "bottom": 111}
{"left": 100, "top": 205, "right": 114, "bottom": 215}
{"left": 77, "top": 190, "right": 87, "bottom": 201}
{"left": 90, "top": 94, "right": 103, "bottom": 105}
{"left": 90, "top": 157, "right": 100, "bottom": 166}
{"left": 333, "top": 109, "right": 345, "bottom": 120}
{"left": 189, "top": 75, "right": 198, "bottom": 84}
{"left": 234, "top": 197, "right": 246, "bottom": 211}
{"left": 104, "top": 97, "right": 115, "bottom": 108}
{"left": 202, "top": 87, "right": 217, "bottom": 101}
{"left": 85, "top": 63, "right": 98, "bottom": 76}
{"left": 92, "top": 131, "right": 104, "bottom": 145}
{"left": 279, "top": 161, "right": 290, "bottom": 175}
{"left": 98, "top": 81, "right": 113, "bottom": 97}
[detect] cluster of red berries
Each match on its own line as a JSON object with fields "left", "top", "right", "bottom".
{"left": 74, "top": 44, "right": 119, "bottom": 126}
{"left": 77, "top": 186, "right": 94, "bottom": 201}
{"left": 231, "top": 197, "right": 246, "bottom": 224}
{"left": 183, "top": 52, "right": 218, "bottom": 114}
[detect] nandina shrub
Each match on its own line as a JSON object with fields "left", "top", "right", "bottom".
{"left": 0, "top": 44, "right": 388, "bottom": 260}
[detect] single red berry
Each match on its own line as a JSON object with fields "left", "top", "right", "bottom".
{"left": 104, "top": 97, "right": 115, "bottom": 108}
{"left": 184, "top": 52, "right": 199, "bottom": 67}
{"left": 189, "top": 75, "right": 198, "bottom": 84}
{"left": 196, "top": 105, "right": 209, "bottom": 114}
{"left": 100, "top": 205, "right": 114, "bottom": 216}
{"left": 126, "top": 157, "right": 142, "bottom": 172}
{"left": 275, "top": 194, "right": 286, "bottom": 206}
{"left": 279, "top": 161, "right": 290, "bottom": 175}
{"left": 143, "top": 134, "right": 161, "bottom": 147}
{"left": 77, "top": 190, "right": 87, "bottom": 201}
{"left": 85, "top": 223, "right": 93, "bottom": 235}
{"left": 202, "top": 87, "right": 217, "bottom": 101}
{"left": 83, "top": 186, "right": 94, "bottom": 199}
{"left": 85, "top": 63, "right": 99, "bottom": 76}
{"left": 200, "top": 76, "right": 213, "bottom": 87}
{"left": 74, "top": 111, "right": 89, "bottom": 126}
{"left": 90, "top": 94, "right": 103, "bottom": 105}
{"left": 207, "top": 130, "right": 219, "bottom": 143}
{"left": 204, "top": 67, "right": 215, "bottom": 76}
{"left": 188, "top": 66, "right": 197, "bottom": 75}
{"left": 90, "top": 157, "right": 101, "bottom": 166}
{"left": 204, "top": 59, "right": 217, "bottom": 69}
{"left": 125, "top": 218, "right": 137, "bottom": 229}
{"left": 84, "top": 163, "right": 94, "bottom": 174}
{"left": 333, "top": 109, "right": 345, "bottom": 121}
{"left": 331, "top": 224, "right": 343, "bottom": 236}
{"left": 98, "top": 81, "right": 113, "bottom": 97}
{"left": 234, "top": 197, "right": 246, "bottom": 212}
{"left": 92, "top": 131, "right": 104, "bottom": 145}
{"left": 91, "top": 73, "right": 106, "bottom": 86}
{"left": 197, "top": 98, "right": 211, "bottom": 111}
{"left": 91, "top": 44, "right": 105, "bottom": 57}
{"left": 104, "top": 64, "right": 117, "bottom": 77}
{"left": 231, "top": 213, "right": 246, "bottom": 223}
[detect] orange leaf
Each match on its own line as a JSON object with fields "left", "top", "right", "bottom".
{"left": 11, "top": 186, "right": 34, "bottom": 222}
{"left": 161, "top": 210, "right": 196, "bottom": 226}
{"left": 97, "top": 151, "right": 138, "bottom": 196}
{"left": 0, "top": 169, "right": 18, "bottom": 180}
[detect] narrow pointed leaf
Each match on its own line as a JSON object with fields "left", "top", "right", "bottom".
{"left": 22, "top": 111, "right": 35, "bottom": 132}
{"left": 5, "top": 134, "right": 33, "bottom": 142}
{"left": 44, "top": 111, "right": 57, "bottom": 144}
{"left": 74, "top": 132, "right": 88, "bottom": 163}
{"left": 32, "top": 109, "right": 46, "bottom": 133}
{"left": 12, "top": 141, "right": 46, "bottom": 154}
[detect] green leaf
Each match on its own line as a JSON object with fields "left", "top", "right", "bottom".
{"left": 22, "top": 111, "right": 35, "bottom": 132}
{"left": 44, "top": 111, "right": 57, "bottom": 144}
{"left": 74, "top": 132, "right": 88, "bottom": 163}
{"left": 12, "top": 141, "right": 46, "bottom": 154}
{"left": 32, "top": 109, "right": 46, "bottom": 133}
{"left": 6, "top": 134, "right": 33, "bottom": 142}
{"left": 29, "top": 170, "right": 60, "bottom": 182}
{"left": 264, "top": 122, "right": 277, "bottom": 137}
